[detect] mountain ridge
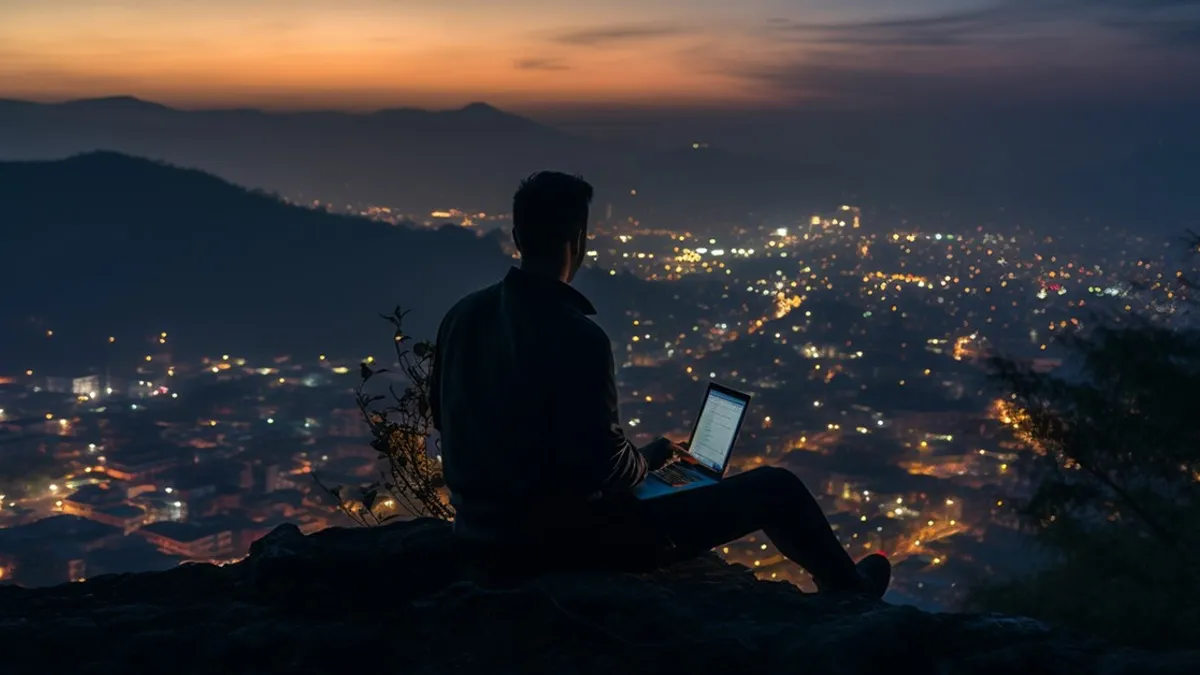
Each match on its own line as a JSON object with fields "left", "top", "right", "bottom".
{"left": 3, "top": 95, "right": 1199, "bottom": 233}
{"left": 0, "top": 95, "right": 836, "bottom": 221}
{"left": 5, "top": 96, "right": 529, "bottom": 117}
{"left": 0, "top": 152, "right": 694, "bottom": 372}
{"left": 0, "top": 151, "right": 505, "bottom": 369}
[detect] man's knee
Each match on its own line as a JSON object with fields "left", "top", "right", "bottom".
{"left": 724, "top": 466, "right": 815, "bottom": 515}
{"left": 743, "top": 465, "right": 805, "bottom": 492}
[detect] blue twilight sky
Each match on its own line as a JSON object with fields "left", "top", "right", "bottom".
{"left": 1, "top": 0, "right": 1198, "bottom": 111}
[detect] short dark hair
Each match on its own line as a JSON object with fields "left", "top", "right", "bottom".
{"left": 512, "top": 171, "right": 593, "bottom": 259}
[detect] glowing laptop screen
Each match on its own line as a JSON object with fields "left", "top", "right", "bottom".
{"left": 688, "top": 389, "right": 747, "bottom": 472}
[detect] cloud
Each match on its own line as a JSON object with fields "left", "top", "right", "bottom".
{"left": 725, "top": 58, "right": 1012, "bottom": 108}
{"left": 701, "top": 27, "right": 1200, "bottom": 111}
{"left": 1165, "top": 23, "right": 1200, "bottom": 46}
{"left": 513, "top": 57, "right": 570, "bottom": 71}
{"left": 1104, "top": 15, "right": 1200, "bottom": 47}
{"left": 767, "top": 0, "right": 1200, "bottom": 50}
{"left": 551, "top": 23, "right": 686, "bottom": 46}
{"left": 720, "top": 0, "right": 1200, "bottom": 109}
{"left": 770, "top": 7, "right": 1009, "bottom": 47}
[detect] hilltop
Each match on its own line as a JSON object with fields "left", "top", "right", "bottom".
{"left": 0, "top": 151, "right": 510, "bottom": 368}
{"left": 0, "top": 152, "right": 681, "bottom": 371}
{"left": 0, "top": 518, "right": 1194, "bottom": 674}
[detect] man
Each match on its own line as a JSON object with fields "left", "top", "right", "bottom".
{"left": 430, "top": 172, "right": 890, "bottom": 596}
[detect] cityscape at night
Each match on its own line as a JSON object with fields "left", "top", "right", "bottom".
{"left": 2, "top": 0, "right": 1199, "bottom": 667}
{"left": 1, "top": 182, "right": 1193, "bottom": 609}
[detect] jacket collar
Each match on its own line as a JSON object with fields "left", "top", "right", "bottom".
{"left": 503, "top": 266, "right": 596, "bottom": 316}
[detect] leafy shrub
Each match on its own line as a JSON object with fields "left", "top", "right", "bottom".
{"left": 316, "top": 307, "right": 454, "bottom": 524}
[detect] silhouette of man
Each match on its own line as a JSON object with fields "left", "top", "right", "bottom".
{"left": 430, "top": 172, "right": 890, "bottom": 596}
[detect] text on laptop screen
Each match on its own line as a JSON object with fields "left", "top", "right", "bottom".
{"left": 689, "top": 390, "right": 746, "bottom": 471}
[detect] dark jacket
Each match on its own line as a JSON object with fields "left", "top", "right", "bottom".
{"left": 430, "top": 267, "right": 647, "bottom": 540}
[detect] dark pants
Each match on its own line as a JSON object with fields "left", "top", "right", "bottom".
{"left": 543, "top": 466, "right": 862, "bottom": 591}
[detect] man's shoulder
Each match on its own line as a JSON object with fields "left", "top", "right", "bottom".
{"left": 560, "top": 313, "right": 611, "bottom": 350}
{"left": 440, "top": 278, "right": 611, "bottom": 350}
{"left": 443, "top": 282, "right": 503, "bottom": 320}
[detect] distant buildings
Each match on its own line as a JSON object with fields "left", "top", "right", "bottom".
{"left": 102, "top": 445, "right": 183, "bottom": 481}
{"left": 139, "top": 521, "right": 235, "bottom": 559}
{"left": 60, "top": 485, "right": 147, "bottom": 534}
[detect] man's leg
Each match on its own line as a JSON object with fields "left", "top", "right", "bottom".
{"left": 641, "top": 466, "right": 864, "bottom": 592}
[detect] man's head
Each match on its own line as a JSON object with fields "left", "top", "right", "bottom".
{"left": 512, "top": 171, "right": 593, "bottom": 283}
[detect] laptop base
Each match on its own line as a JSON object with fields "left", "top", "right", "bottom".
{"left": 633, "top": 470, "right": 718, "bottom": 500}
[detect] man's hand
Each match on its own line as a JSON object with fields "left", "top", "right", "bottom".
{"left": 640, "top": 437, "right": 686, "bottom": 471}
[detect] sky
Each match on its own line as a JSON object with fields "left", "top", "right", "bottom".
{"left": 2, "top": 0, "right": 1199, "bottom": 112}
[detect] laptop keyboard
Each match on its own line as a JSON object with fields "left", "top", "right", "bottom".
{"left": 652, "top": 463, "right": 701, "bottom": 487}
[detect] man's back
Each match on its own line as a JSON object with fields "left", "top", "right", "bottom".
{"left": 430, "top": 267, "right": 646, "bottom": 540}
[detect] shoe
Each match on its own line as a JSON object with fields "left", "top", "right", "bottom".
{"left": 856, "top": 553, "right": 891, "bottom": 598}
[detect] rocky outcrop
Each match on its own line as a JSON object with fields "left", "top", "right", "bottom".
{"left": 0, "top": 519, "right": 1195, "bottom": 674}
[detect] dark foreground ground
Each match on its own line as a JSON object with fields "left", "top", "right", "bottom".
{"left": 0, "top": 519, "right": 1196, "bottom": 674}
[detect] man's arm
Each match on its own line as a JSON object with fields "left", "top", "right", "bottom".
{"left": 553, "top": 323, "right": 647, "bottom": 496}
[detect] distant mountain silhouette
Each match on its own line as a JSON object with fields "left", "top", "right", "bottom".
{"left": 0, "top": 97, "right": 600, "bottom": 212}
{"left": 60, "top": 95, "right": 176, "bottom": 111}
{"left": 2, "top": 97, "right": 1198, "bottom": 233}
{"left": 0, "top": 97, "right": 844, "bottom": 222}
{"left": 0, "top": 152, "right": 683, "bottom": 373}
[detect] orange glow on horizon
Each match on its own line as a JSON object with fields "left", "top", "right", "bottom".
{"left": 2, "top": 1, "right": 1187, "bottom": 111}
{"left": 0, "top": 1, "right": 787, "bottom": 110}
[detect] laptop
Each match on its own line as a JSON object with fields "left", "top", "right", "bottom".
{"left": 633, "top": 382, "right": 753, "bottom": 500}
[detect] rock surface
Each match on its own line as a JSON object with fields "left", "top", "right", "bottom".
{"left": 0, "top": 519, "right": 1196, "bottom": 674}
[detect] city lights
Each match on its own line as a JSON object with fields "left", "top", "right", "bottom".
{"left": 0, "top": 197, "right": 1175, "bottom": 606}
